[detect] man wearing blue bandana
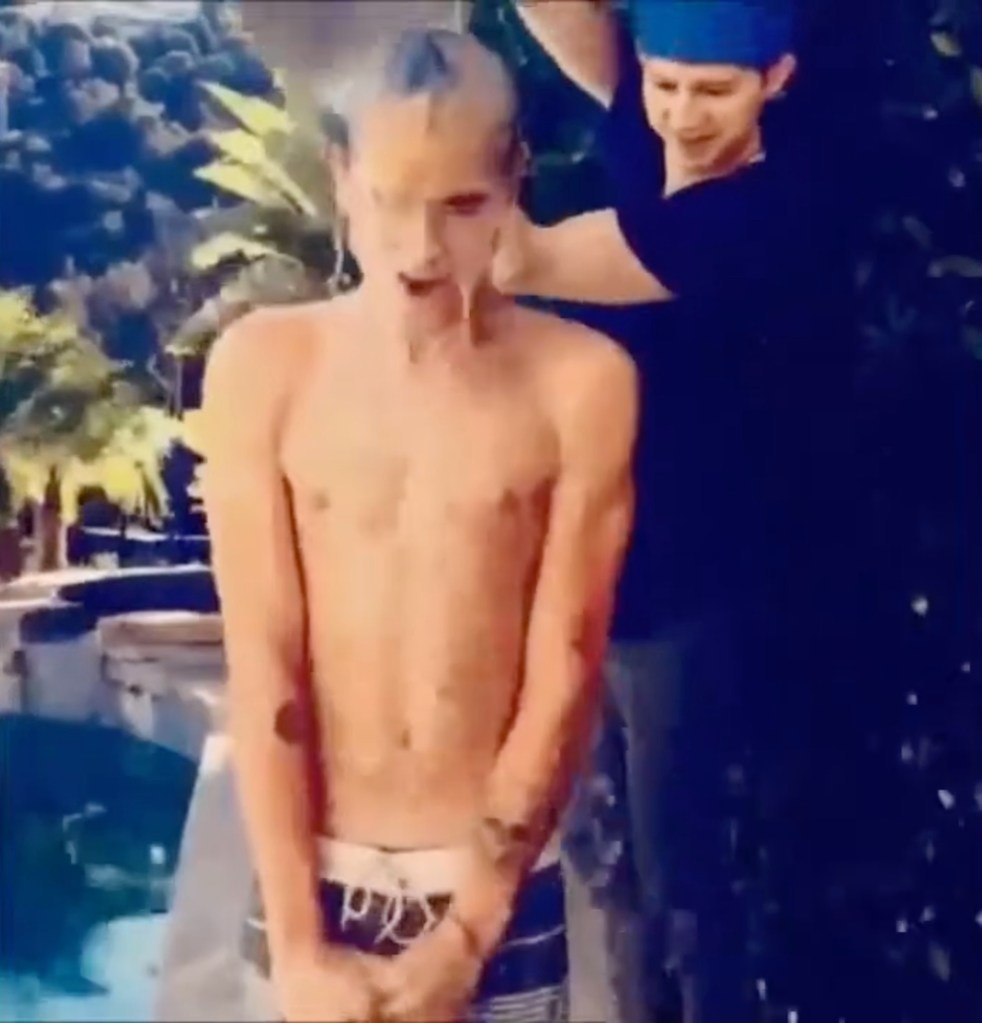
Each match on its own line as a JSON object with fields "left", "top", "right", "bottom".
{"left": 500, "top": 1, "right": 879, "bottom": 1021}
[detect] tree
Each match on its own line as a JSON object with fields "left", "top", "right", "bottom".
{"left": 0, "top": 289, "right": 181, "bottom": 570}
{"left": 166, "top": 80, "right": 344, "bottom": 364}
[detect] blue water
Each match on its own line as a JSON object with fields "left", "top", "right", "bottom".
{"left": 0, "top": 918, "right": 165, "bottom": 1023}
{"left": 0, "top": 717, "right": 196, "bottom": 1022}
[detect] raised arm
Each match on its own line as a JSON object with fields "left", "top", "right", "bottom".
{"left": 494, "top": 206, "right": 673, "bottom": 304}
{"left": 452, "top": 332, "right": 639, "bottom": 951}
{"left": 198, "top": 312, "right": 323, "bottom": 977}
{"left": 513, "top": 0, "right": 621, "bottom": 107}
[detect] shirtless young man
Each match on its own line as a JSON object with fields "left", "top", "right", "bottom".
{"left": 198, "top": 28, "right": 638, "bottom": 1023}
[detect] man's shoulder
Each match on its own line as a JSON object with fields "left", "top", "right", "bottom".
{"left": 209, "top": 299, "right": 336, "bottom": 368}
{"left": 514, "top": 306, "right": 638, "bottom": 414}
{"left": 205, "top": 299, "right": 342, "bottom": 406}
{"left": 515, "top": 304, "right": 633, "bottom": 360}
{"left": 201, "top": 298, "right": 349, "bottom": 450}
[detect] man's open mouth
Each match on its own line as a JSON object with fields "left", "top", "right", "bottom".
{"left": 398, "top": 274, "right": 447, "bottom": 297}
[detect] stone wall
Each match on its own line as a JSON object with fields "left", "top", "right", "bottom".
{"left": 0, "top": 566, "right": 225, "bottom": 761}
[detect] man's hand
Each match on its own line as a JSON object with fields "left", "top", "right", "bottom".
{"left": 493, "top": 208, "right": 671, "bottom": 305}
{"left": 372, "top": 921, "right": 485, "bottom": 1022}
{"left": 492, "top": 205, "right": 537, "bottom": 296}
{"left": 276, "top": 944, "right": 383, "bottom": 1023}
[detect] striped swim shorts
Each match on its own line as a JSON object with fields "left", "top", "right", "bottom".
{"left": 241, "top": 834, "right": 569, "bottom": 1022}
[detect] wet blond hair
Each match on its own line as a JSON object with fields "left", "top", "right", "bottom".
{"left": 322, "top": 28, "right": 521, "bottom": 174}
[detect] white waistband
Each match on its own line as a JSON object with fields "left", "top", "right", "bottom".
{"left": 316, "top": 832, "right": 561, "bottom": 898}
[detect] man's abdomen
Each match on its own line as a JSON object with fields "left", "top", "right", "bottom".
{"left": 304, "top": 546, "right": 533, "bottom": 848}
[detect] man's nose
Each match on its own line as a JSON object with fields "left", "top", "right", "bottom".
{"left": 671, "top": 93, "right": 705, "bottom": 135}
{"left": 403, "top": 207, "right": 444, "bottom": 272}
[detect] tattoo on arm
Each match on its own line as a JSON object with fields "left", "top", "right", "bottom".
{"left": 476, "top": 815, "right": 538, "bottom": 873}
{"left": 273, "top": 700, "right": 309, "bottom": 746}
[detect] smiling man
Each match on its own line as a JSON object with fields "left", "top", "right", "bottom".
{"left": 501, "top": 1, "right": 879, "bottom": 1021}
{"left": 200, "top": 28, "right": 637, "bottom": 1023}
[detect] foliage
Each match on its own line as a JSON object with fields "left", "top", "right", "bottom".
{"left": 0, "top": 289, "right": 181, "bottom": 522}
{"left": 164, "top": 81, "right": 344, "bottom": 362}
{"left": 190, "top": 83, "right": 336, "bottom": 268}
{"left": 3, "top": 407, "right": 183, "bottom": 525}
{"left": 167, "top": 253, "right": 334, "bottom": 359}
{"left": 859, "top": 0, "right": 982, "bottom": 365}
{"left": 850, "top": 5, "right": 981, "bottom": 1010}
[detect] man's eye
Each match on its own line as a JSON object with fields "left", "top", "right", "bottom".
{"left": 446, "top": 195, "right": 488, "bottom": 216}
{"left": 652, "top": 80, "right": 677, "bottom": 93}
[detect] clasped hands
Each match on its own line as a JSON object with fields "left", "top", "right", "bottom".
{"left": 277, "top": 914, "right": 485, "bottom": 1023}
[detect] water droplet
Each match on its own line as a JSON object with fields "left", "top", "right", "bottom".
{"left": 911, "top": 595, "right": 929, "bottom": 616}
{"left": 788, "top": 1010, "right": 799, "bottom": 1023}
{"left": 756, "top": 978, "right": 768, "bottom": 1000}
{"left": 938, "top": 790, "right": 955, "bottom": 810}
{"left": 949, "top": 167, "right": 967, "bottom": 188}
{"left": 975, "top": 911, "right": 982, "bottom": 927}
{"left": 906, "top": 692, "right": 919, "bottom": 706}
{"left": 149, "top": 844, "right": 166, "bottom": 867}
{"left": 928, "top": 942, "right": 952, "bottom": 981}
{"left": 961, "top": 662, "right": 971, "bottom": 674}
{"left": 921, "top": 906, "right": 936, "bottom": 922}
{"left": 900, "top": 742, "right": 914, "bottom": 763}
{"left": 897, "top": 917, "right": 909, "bottom": 933}
{"left": 923, "top": 107, "right": 939, "bottom": 119}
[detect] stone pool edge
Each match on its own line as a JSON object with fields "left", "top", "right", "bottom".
{"left": 0, "top": 568, "right": 226, "bottom": 764}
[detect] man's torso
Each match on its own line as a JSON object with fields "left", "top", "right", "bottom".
{"left": 267, "top": 294, "right": 605, "bottom": 848}
{"left": 592, "top": 41, "right": 864, "bottom": 637}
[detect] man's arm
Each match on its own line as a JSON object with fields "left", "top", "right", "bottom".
{"left": 495, "top": 206, "right": 673, "bottom": 305}
{"left": 198, "top": 311, "right": 323, "bottom": 971}
{"left": 513, "top": 0, "right": 620, "bottom": 107}
{"left": 450, "top": 334, "right": 639, "bottom": 953}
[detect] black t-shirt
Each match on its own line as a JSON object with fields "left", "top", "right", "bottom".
{"left": 599, "top": 41, "right": 871, "bottom": 639}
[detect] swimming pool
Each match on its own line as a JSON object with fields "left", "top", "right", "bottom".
{"left": 0, "top": 716, "right": 196, "bottom": 1022}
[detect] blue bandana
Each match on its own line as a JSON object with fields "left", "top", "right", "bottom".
{"left": 628, "top": 0, "right": 794, "bottom": 69}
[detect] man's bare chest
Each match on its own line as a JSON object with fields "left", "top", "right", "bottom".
{"left": 280, "top": 371, "right": 558, "bottom": 539}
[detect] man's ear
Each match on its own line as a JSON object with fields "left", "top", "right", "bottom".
{"left": 764, "top": 52, "right": 797, "bottom": 99}
{"left": 508, "top": 138, "right": 531, "bottom": 198}
{"left": 517, "top": 139, "right": 531, "bottom": 179}
{"left": 323, "top": 140, "right": 351, "bottom": 213}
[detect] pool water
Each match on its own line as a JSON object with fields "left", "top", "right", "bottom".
{"left": 0, "top": 716, "right": 196, "bottom": 1022}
